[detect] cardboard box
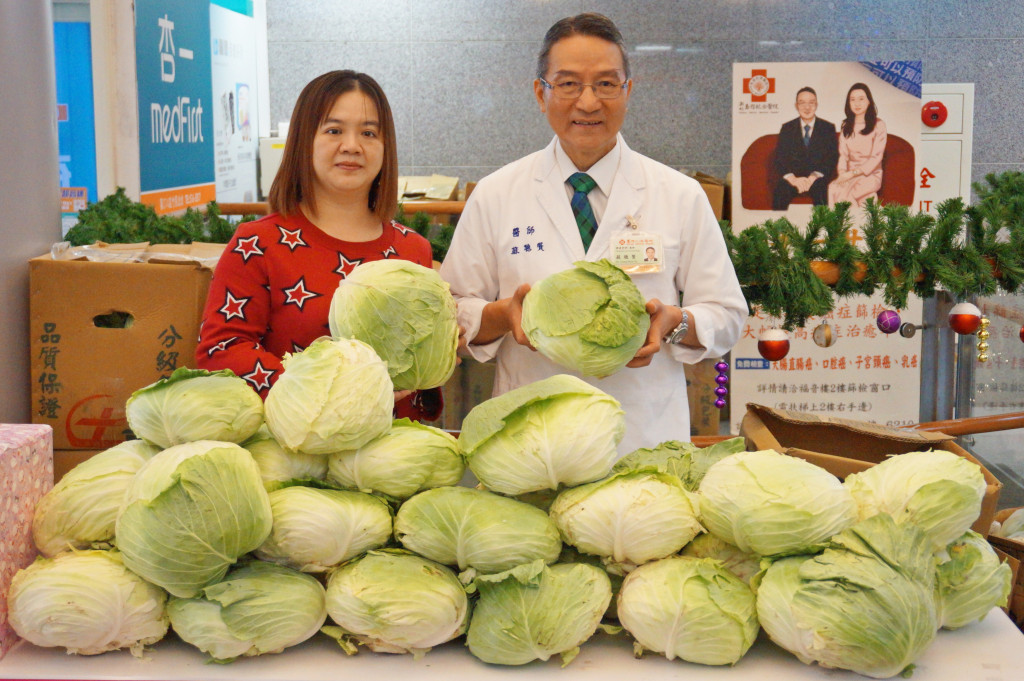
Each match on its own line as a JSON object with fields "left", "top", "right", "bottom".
{"left": 29, "top": 243, "right": 222, "bottom": 450}
{"left": 685, "top": 358, "right": 722, "bottom": 437}
{"left": 53, "top": 448, "right": 102, "bottom": 484}
{"left": 0, "top": 424, "right": 53, "bottom": 659}
{"left": 689, "top": 171, "right": 726, "bottom": 221}
{"left": 439, "top": 358, "right": 495, "bottom": 432}
{"left": 739, "top": 403, "right": 1002, "bottom": 536}
{"left": 990, "top": 508, "right": 1024, "bottom": 628}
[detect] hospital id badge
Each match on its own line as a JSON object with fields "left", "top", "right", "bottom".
{"left": 611, "top": 227, "right": 663, "bottom": 274}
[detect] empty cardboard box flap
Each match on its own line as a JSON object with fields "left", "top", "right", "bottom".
{"left": 51, "top": 241, "right": 224, "bottom": 269}
{"left": 739, "top": 403, "right": 1002, "bottom": 537}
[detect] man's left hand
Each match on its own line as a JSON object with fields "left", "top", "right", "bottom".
{"left": 626, "top": 299, "right": 682, "bottom": 368}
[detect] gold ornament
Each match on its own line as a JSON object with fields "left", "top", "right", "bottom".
{"left": 978, "top": 329, "right": 990, "bottom": 341}
{"left": 812, "top": 321, "right": 837, "bottom": 348}
{"left": 980, "top": 316, "right": 990, "bottom": 329}
{"left": 978, "top": 352, "right": 990, "bottom": 363}
{"left": 977, "top": 341, "right": 989, "bottom": 352}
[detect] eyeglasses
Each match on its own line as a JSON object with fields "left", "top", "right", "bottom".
{"left": 539, "top": 77, "right": 629, "bottom": 100}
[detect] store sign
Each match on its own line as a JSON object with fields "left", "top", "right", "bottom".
{"left": 729, "top": 61, "right": 926, "bottom": 433}
{"left": 135, "top": 0, "right": 215, "bottom": 214}
{"left": 54, "top": 21, "right": 97, "bottom": 234}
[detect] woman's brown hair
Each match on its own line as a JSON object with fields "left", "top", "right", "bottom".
{"left": 840, "top": 82, "right": 879, "bottom": 138}
{"left": 268, "top": 70, "right": 398, "bottom": 221}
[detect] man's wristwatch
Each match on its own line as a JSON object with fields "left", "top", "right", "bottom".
{"left": 664, "top": 308, "right": 689, "bottom": 345}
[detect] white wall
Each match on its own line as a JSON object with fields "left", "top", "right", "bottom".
{"left": 0, "top": 1, "right": 62, "bottom": 422}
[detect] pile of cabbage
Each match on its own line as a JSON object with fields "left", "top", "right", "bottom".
{"left": 11, "top": 367, "right": 1012, "bottom": 678}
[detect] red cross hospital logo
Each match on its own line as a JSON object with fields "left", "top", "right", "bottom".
{"left": 743, "top": 69, "right": 775, "bottom": 102}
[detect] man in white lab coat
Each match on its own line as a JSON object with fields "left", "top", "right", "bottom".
{"left": 439, "top": 13, "right": 747, "bottom": 453}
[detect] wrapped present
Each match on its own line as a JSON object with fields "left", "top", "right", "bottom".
{"left": 0, "top": 424, "right": 53, "bottom": 659}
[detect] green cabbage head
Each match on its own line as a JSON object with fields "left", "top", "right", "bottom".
{"left": 327, "top": 418, "right": 464, "bottom": 499}
{"left": 844, "top": 449, "right": 987, "bottom": 550}
{"left": 466, "top": 559, "right": 612, "bottom": 666}
{"left": 394, "top": 486, "right": 561, "bottom": 577}
{"left": 125, "top": 367, "right": 263, "bottom": 448}
{"left": 680, "top": 533, "right": 760, "bottom": 584}
{"left": 323, "top": 549, "right": 468, "bottom": 658}
{"left": 243, "top": 428, "right": 327, "bottom": 491}
{"left": 617, "top": 556, "right": 759, "bottom": 665}
{"left": 32, "top": 439, "right": 159, "bottom": 557}
{"left": 255, "top": 486, "right": 393, "bottom": 572}
{"left": 328, "top": 259, "right": 459, "bottom": 390}
{"left": 549, "top": 469, "right": 703, "bottom": 573}
{"left": 614, "top": 437, "right": 746, "bottom": 491}
{"left": 167, "top": 561, "right": 327, "bottom": 662}
{"left": 697, "top": 449, "right": 858, "bottom": 556}
{"left": 753, "top": 514, "right": 938, "bottom": 679}
{"left": 994, "top": 507, "right": 1024, "bottom": 540}
{"left": 521, "top": 259, "right": 650, "bottom": 377}
{"left": 459, "top": 374, "right": 624, "bottom": 495}
{"left": 613, "top": 440, "right": 697, "bottom": 478}
{"left": 265, "top": 337, "right": 393, "bottom": 455}
{"left": 936, "top": 530, "right": 1011, "bottom": 630}
{"left": 8, "top": 550, "right": 168, "bottom": 657}
{"left": 115, "top": 440, "right": 273, "bottom": 597}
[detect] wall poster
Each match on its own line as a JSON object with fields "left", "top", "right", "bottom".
{"left": 729, "top": 61, "right": 924, "bottom": 433}
{"left": 210, "top": 0, "right": 259, "bottom": 203}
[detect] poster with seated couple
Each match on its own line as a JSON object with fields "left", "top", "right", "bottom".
{"left": 728, "top": 61, "right": 925, "bottom": 434}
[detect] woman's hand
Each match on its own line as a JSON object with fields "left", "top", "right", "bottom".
{"left": 836, "top": 168, "right": 860, "bottom": 185}
{"left": 626, "top": 299, "right": 682, "bottom": 369}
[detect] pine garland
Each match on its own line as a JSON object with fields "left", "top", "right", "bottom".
{"left": 722, "top": 171, "right": 1024, "bottom": 329}
{"left": 64, "top": 188, "right": 246, "bottom": 246}
{"left": 394, "top": 205, "right": 455, "bottom": 263}
{"left": 721, "top": 216, "right": 833, "bottom": 330}
{"left": 64, "top": 189, "right": 454, "bottom": 263}
{"left": 62, "top": 171, "right": 1024, "bottom": 330}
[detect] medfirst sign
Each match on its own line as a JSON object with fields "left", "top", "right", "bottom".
{"left": 135, "top": 0, "right": 215, "bottom": 214}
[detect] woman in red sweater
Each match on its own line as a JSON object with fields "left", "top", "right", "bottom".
{"left": 196, "top": 70, "right": 442, "bottom": 421}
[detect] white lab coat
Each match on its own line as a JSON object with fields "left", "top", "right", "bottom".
{"left": 440, "top": 135, "right": 747, "bottom": 454}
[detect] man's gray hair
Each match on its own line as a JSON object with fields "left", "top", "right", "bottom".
{"left": 536, "top": 13, "right": 630, "bottom": 80}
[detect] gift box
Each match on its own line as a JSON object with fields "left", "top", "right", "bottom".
{"left": 0, "top": 424, "right": 53, "bottom": 659}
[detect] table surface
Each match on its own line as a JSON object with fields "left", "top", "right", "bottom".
{"left": 1, "top": 609, "right": 1021, "bottom": 681}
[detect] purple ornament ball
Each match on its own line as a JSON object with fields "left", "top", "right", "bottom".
{"left": 714, "top": 361, "right": 729, "bottom": 373}
{"left": 714, "top": 398, "right": 727, "bottom": 409}
{"left": 715, "top": 386, "right": 729, "bottom": 397}
{"left": 876, "top": 309, "right": 901, "bottom": 334}
{"left": 715, "top": 374, "right": 730, "bottom": 386}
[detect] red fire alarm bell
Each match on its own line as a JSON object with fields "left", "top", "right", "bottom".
{"left": 922, "top": 101, "right": 948, "bottom": 128}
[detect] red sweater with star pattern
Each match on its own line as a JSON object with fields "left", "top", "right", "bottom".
{"left": 196, "top": 211, "right": 442, "bottom": 421}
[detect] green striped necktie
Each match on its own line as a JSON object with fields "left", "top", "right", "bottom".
{"left": 568, "top": 172, "right": 598, "bottom": 250}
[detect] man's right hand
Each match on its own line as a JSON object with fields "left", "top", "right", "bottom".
{"left": 504, "top": 283, "right": 534, "bottom": 349}
{"left": 472, "top": 283, "right": 535, "bottom": 349}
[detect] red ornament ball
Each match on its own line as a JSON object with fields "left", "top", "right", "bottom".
{"left": 876, "top": 310, "right": 901, "bottom": 334}
{"left": 948, "top": 302, "right": 982, "bottom": 335}
{"left": 1019, "top": 325, "right": 1024, "bottom": 344}
{"left": 758, "top": 329, "right": 790, "bottom": 362}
